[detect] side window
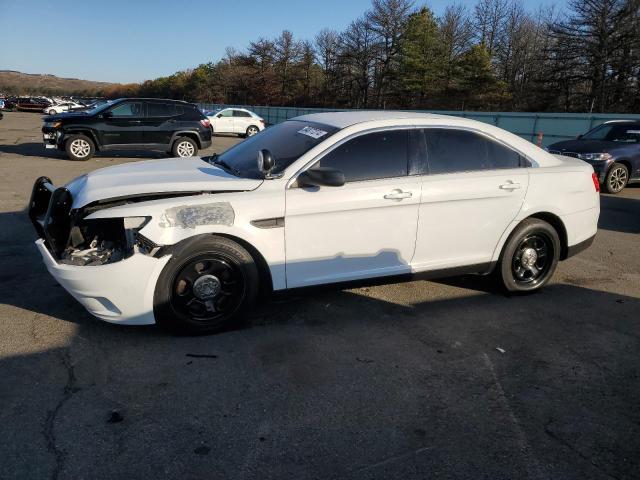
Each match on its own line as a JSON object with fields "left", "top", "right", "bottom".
{"left": 218, "top": 109, "right": 233, "bottom": 118}
{"left": 425, "top": 129, "right": 522, "bottom": 174}
{"left": 233, "top": 110, "right": 251, "bottom": 118}
{"left": 109, "top": 102, "right": 144, "bottom": 117}
{"left": 318, "top": 130, "right": 408, "bottom": 182}
{"left": 147, "top": 103, "right": 174, "bottom": 117}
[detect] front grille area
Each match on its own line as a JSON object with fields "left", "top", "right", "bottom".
{"left": 28, "top": 177, "right": 73, "bottom": 258}
{"left": 549, "top": 150, "right": 581, "bottom": 159}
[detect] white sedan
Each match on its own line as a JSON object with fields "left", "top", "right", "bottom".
{"left": 207, "top": 107, "right": 265, "bottom": 137}
{"left": 29, "top": 111, "right": 599, "bottom": 334}
{"left": 44, "top": 102, "right": 84, "bottom": 115}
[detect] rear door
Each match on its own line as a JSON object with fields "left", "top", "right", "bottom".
{"left": 144, "top": 102, "right": 176, "bottom": 145}
{"left": 232, "top": 109, "right": 252, "bottom": 133}
{"left": 100, "top": 101, "right": 146, "bottom": 145}
{"left": 412, "top": 128, "right": 529, "bottom": 270}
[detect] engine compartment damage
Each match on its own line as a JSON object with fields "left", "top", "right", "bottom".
{"left": 60, "top": 216, "right": 155, "bottom": 266}
{"left": 159, "top": 202, "right": 235, "bottom": 229}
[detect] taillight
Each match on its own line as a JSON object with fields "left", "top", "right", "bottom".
{"left": 592, "top": 172, "right": 600, "bottom": 192}
{"left": 200, "top": 118, "right": 211, "bottom": 128}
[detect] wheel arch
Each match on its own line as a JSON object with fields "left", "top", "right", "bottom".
{"left": 613, "top": 158, "right": 632, "bottom": 175}
{"left": 171, "top": 131, "right": 202, "bottom": 149}
{"left": 524, "top": 212, "right": 569, "bottom": 260}
{"left": 63, "top": 128, "right": 100, "bottom": 150}
{"left": 168, "top": 232, "right": 274, "bottom": 296}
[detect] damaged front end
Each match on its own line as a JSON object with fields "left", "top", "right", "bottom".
{"left": 29, "top": 176, "right": 161, "bottom": 266}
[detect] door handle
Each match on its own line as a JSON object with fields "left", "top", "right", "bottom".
{"left": 384, "top": 189, "right": 412, "bottom": 200}
{"left": 499, "top": 182, "right": 521, "bottom": 190}
{"left": 129, "top": 120, "right": 142, "bottom": 124}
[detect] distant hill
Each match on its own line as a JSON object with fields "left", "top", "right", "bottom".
{"left": 0, "top": 70, "right": 119, "bottom": 95}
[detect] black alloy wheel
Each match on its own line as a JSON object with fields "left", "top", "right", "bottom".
{"left": 170, "top": 254, "right": 246, "bottom": 326}
{"left": 511, "top": 233, "right": 553, "bottom": 287}
{"left": 154, "top": 236, "right": 259, "bottom": 335}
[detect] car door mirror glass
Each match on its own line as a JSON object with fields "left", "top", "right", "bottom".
{"left": 298, "top": 167, "right": 345, "bottom": 188}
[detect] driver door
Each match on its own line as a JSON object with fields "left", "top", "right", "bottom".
{"left": 212, "top": 109, "right": 234, "bottom": 134}
{"left": 100, "top": 101, "right": 146, "bottom": 145}
{"left": 285, "top": 129, "right": 421, "bottom": 288}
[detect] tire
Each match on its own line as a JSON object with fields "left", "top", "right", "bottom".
{"left": 246, "top": 125, "right": 260, "bottom": 137}
{"left": 497, "top": 218, "right": 560, "bottom": 293}
{"left": 172, "top": 137, "right": 198, "bottom": 157}
{"left": 603, "top": 163, "right": 628, "bottom": 194}
{"left": 65, "top": 134, "right": 95, "bottom": 161}
{"left": 154, "top": 235, "right": 259, "bottom": 335}
{"left": 48, "top": 109, "right": 56, "bottom": 115}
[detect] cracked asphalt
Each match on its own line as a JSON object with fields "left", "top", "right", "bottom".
{"left": 1, "top": 111, "right": 639, "bottom": 480}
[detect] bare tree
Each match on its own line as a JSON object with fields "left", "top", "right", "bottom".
{"left": 366, "top": 0, "right": 414, "bottom": 107}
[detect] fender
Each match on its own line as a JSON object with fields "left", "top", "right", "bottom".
{"left": 169, "top": 130, "right": 204, "bottom": 148}
{"left": 61, "top": 127, "right": 101, "bottom": 149}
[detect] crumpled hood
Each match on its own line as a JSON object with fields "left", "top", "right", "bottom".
{"left": 65, "top": 157, "right": 263, "bottom": 208}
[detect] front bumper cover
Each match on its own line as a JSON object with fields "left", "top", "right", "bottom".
{"left": 36, "top": 239, "right": 169, "bottom": 324}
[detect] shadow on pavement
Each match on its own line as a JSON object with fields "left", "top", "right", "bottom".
{"left": 1, "top": 204, "right": 639, "bottom": 479}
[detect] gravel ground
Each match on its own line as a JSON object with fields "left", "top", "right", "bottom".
{"left": 1, "top": 111, "right": 639, "bottom": 480}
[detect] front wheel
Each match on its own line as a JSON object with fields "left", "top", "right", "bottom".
{"left": 245, "top": 125, "right": 260, "bottom": 137}
{"left": 172, "top": 137, "right": 198, "bottom": 157}
{"left": 497, "top": 218, "right": 560, "bottom": 293}
{"left": 154, "top": 236, "right": 259, "bottom": 335}
{"left": 604, "top": 163, "right": 628, "bottom": 194}
{"left": 65, "top": 134, "right": 95, "bottom": 161}
{"left": 48, "top": 109, "right": 57, "bottom": 115}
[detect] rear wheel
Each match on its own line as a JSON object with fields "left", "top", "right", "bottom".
{"left": 48, "top": 108, "right": 56, "bottom": 115}
{"left": 246, "top": 125, "right": 259, "bottom": 137}
{"left": 154, "top": 236, "right": 259, "bottom": 335}
{"left": 65, "top": 134, "right": 95, "bottom": 161}
{"left": 604, "top": 163, "right": 628, "bottom": 194}
{"left": 172, "top": 137, "right": 198, "bottom": 157}
{"left": 497, "top": 218, "right": 560, "bottom": 293}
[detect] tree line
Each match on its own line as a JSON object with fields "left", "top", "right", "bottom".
{"left": 84, "top": 0, "right": 640, "bottom": 113}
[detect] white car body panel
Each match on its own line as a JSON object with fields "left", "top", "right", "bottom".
{"left": 32, "top": 111, "right": 600, "bottom": 325}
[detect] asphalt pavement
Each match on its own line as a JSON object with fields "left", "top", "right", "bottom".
{"left": 1, "top": 111, "right": 639, "bottom": 480}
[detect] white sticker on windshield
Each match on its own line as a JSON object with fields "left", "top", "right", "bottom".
{"left": 298, "top": 126, "right": 328, "bottom": 139}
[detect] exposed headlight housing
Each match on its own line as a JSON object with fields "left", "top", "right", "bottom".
{"left": 44, "top": 121, "right": 62, "bottom": 128}
{"left": 577, "top": 152, "right": 612, "bottom": 161}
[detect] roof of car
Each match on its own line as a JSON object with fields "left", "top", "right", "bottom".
{"left": 292, "top": 110, "right": 452, "bottom": 128}
{"left": 603, "top": 119, "right": 640, "bottom": 125}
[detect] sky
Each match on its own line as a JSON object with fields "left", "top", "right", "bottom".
{"left": 0, "top": 0, "right": 568, "bottom": 84}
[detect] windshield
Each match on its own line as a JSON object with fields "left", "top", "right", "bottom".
{"left": 213, "top": 120, "right": 339, "bottom": 179}
{"left": 582, "top": 124, "right": 640, "bottom": 142}
{"left": 85, "top": 100, "right": 113, "bottom": 115}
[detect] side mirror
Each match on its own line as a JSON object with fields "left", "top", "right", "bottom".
{"left": 102, "top": 111, "right": 113, "bottom": 119}
{"left": 297, "top": 167, "right": 345, "bottom": 188}
{"left": 257, "top": 149, "right": 275, "bottom": 175}
{"left": 216, "top": 113, "right": 223, "bottom": 118}
{"left": 576, "top": 134, "right": 583, "bottom": 139}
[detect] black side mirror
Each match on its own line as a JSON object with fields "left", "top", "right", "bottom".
{"left": 576, "top": 134, "right": 583, "bottom": 139}
{"left": 102, "top": 111, "right": 113, "bottom": 118}
{"left": 298, "top": 167, "right": 345, "bottom": 188}
{"left": 257, "top": 149, "right": 275, "bottom": 175}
